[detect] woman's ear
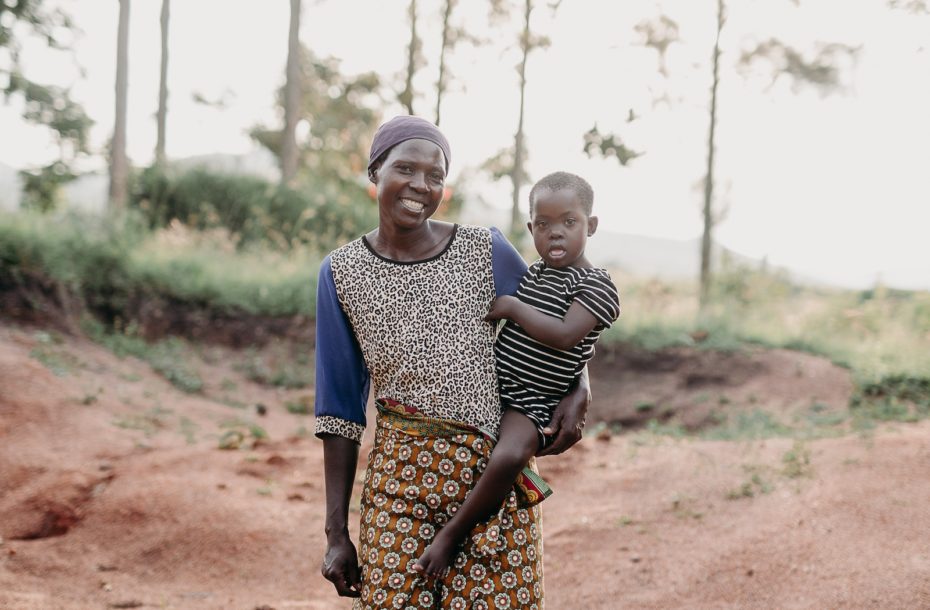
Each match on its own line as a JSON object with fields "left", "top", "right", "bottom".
{"left": 368, "top": 163, "right": 380, "bottom": 184}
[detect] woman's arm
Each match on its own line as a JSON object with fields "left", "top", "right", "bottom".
{"left": 314, "top": 258, "right": 368, "bottom": 597}
{"left": 537, "top": 366, "right": 591, "bottom": 456}
{"left": 321, "top": 435, "right": 361, "bottom": 598}
{"left": 485, "top": 296, "right": 599, "bottom": 351}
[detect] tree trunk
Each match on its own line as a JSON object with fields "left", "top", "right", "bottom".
{"left": 155, "top": 0, "right": 169, "bottom": 167}
{"left": 400, "top": 0, "right": 418, "bottom": 115}
{"left": 109, "top": 0, "right": 130, "bottom": 212}
{"left": 700, "top": 0, "right": 725, "bottom": 310}
{"left": 510, "top": 0, "right": 532, "bottom": 240}
{"left": 435, "top": 0, "right": 455, "bottom": 126}
{"left": 281, "top": 0, "right": 301, "bottom": 186}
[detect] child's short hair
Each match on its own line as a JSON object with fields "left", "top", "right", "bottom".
{"left": 528, "top": 171, "right": 594, "bottom": 216}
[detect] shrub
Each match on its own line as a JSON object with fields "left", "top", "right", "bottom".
{"left": 132, "top": 166, "right": 378, "bottom": 253}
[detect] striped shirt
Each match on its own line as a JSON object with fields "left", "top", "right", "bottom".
{"left": 494, "top": 260, "right": 620, "bottom": 438}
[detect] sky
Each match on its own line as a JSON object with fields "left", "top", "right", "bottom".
{"left": 1, "top": 0, "right": 928, "bottom": 289}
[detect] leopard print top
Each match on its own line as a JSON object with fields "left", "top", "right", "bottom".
{"left": 320, "top": 225, "right": 502, "bottom": 441}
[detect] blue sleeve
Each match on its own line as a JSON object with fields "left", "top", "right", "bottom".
{"left": 490, "top": 227, "right": 527, "bottom": 297}
{"left": 314, "top": 256, "right": 370, "bottom": 441}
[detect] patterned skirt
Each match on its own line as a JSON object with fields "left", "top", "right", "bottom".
{"left": 355, "top": 400, "right": 546, "bottom": 610}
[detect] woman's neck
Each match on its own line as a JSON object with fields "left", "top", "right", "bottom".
{"left": 367, "top": 220, "right": 455, "bottom": 262}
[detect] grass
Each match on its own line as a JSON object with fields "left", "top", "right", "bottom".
{"left": 782, "top": 441, "right": 813, "bottom": 479}
{"left": 238, "top": 345, "right": 313, "bottom": 389}
{"left": 603, "top": 263, "right": 930, "bottom": 380}
{"left": 0, "top": 210, "right": 318, "bottom": 321}
{"left": 83, "top": 319, "right": 204, "bottom": 393}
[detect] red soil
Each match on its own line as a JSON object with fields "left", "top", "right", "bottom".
{"left": 1, "top": 321, "right": 928, "bottom": 609}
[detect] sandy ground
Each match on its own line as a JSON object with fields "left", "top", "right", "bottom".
{"left": 1, "top": 321, "right": 929, "bottom": 610}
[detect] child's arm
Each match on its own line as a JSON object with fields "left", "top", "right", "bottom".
{"left": 485, "top": 295, "right": 599, "bottom": 351}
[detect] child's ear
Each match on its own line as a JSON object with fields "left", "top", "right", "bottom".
{"left": 587, "top": 216, "right": 599, "bottom": 236}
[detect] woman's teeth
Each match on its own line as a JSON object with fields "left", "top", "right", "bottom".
{"left": 400, "top": 199, "right": 424, "bottom": 213}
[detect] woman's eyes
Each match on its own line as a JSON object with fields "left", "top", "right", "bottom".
{"left": 396, "top": 165, "right": 443, "bottom": 184}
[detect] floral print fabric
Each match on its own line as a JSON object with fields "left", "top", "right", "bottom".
{"left": 355, "top": 401, "right": 544, "bottom": 610}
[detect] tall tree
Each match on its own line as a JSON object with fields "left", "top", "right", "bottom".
{"left": 1, "top": 0, "right": 92, "bottom": 211}
{"left": 109, "top": 0, "right": 130, "bottom": 211}
{"left": 154, "top": 0, "right": 169, "bottom": 167}
{"left": 509, "top": 0, "right": 533, "bottom": 239}
{"left": 398, "top": 0, "right": 422, "bottom": 115}
{"left": 699, "top": 0, "right": 724, "bottom": 308}
{"left": 485, "top": 0, "right": 552, "bottom": 240}
{"left": 434, "top": 0, "right": 456, "bottom": 125}
{"left": 281, "top": 0, "right": 302, "bottom": 186}
{"left": 251, "top": 47, "right": 381, "bottom": 182}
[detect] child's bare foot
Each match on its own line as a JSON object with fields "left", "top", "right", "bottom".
{"left": 413, "top": 530, "right": 458, "bottom": 578}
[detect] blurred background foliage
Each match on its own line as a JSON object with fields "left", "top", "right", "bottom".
{"left": 0, "top": 0, "right": 927, "bottom": 396}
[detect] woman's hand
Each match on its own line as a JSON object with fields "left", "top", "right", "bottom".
{"left": 484, "top": 295, "right": 519, "bottom": 321}
{"left": 321, "top": 532, "right": 361, "bottom": 598}
{"left": 537, "top": 368, "right": 591, "bottom": 456}
{"left": 321, "top": 435, "right": 361, "bottom": 597}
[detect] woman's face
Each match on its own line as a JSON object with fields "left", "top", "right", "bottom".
{"left": 371, "top": 139, "right": 446, "bottom": 231}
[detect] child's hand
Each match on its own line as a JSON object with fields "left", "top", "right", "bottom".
{"left": 484, "top": 295, "right": 518, "bottom": 321}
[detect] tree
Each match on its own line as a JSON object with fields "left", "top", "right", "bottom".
{"left": 1, "top": 0, "right": 92, "bottom": 211}
{"left": 109, "top": 0, "right": 130, "bottom": 211}
{"left": 435, "top": 0, "right": 456, "bottom": 125}
{"left": 485, "top": 0, "right": 554, "bottom": 240}
{"left": 699, "top": 0, "right": 724, "bottom": 308}
{"left": 154, "top": 0, "right": 169, "bottom": 167}
{"left": 398, "top": 0, "right": 422, "bottom": 115}
{"left": 586, "top": 2, "right": 855, "bottom": 307}
{"left": 280, "top": 0, "right": 302, "bottom": 186}
{"left": 251, "top": 47, "right": 381, "bottom": 183}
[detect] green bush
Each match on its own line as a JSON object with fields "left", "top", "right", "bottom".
{"left": 0, "top": 210, "right": 318, "bottom": 322}
{"left": 132, "top": 166, "right": 378, "bottom": 252}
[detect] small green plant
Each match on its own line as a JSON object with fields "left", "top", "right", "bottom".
{"left": 84, "top": 321, "right": 204, "bottom": 393}
{"left": 30, "top": 332, "right": 81, "bottom": 376}
{"left": 239, "top": 349, "right": 312, "bottom": 389}
{"left": 179, "top": 416, "right": 198, "bottom": 445}
{"left": 112, "top": 407, "right": 173, "bottom": 437}
{"left": 645, "top": 419, "right": 687, "bottom": 438}
{"left": 217, "top": 418, "right": 269, "bottom": 450}
{"left": 726, "top": 470, "right": 773, "bottom": 500}
{"left": 285, "top": 400, "right": 311, "bottom": 415}
{"left": 782, "top": 440, "right": 813, "bottom": 479}
{"left": 702, "top": 409, "right": 792, "bottom": 441}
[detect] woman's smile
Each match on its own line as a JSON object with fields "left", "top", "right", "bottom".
{"left": 400, "top": 198, "right": 426, "bottom": 213}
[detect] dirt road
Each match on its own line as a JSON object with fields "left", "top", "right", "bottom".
{"left": 1, "top": 323, "right": 928, "bottom": 609}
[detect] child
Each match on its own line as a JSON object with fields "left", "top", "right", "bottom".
{"left": 415, "top": 171, "right": 620, "bottom": 577}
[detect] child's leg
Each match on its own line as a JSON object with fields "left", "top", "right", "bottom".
{"left": 415, "top": 409, "right": 540, "bottom": 577}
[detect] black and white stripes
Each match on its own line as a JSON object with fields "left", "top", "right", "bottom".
{"left": 495, "top": 260, "right": 620, "bottom": 443}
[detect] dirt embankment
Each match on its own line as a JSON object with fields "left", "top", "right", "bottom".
{"left": 1, "top": 321, "right": 928, "bottom": 609}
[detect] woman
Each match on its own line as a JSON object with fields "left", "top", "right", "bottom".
{"left": 315, "top": 115, "right": 589, "bottom": 609}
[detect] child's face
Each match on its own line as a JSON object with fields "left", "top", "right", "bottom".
{"left": 527, "top": 188, "right": 598, "bottom": 268}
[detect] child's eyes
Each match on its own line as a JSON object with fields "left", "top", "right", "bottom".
{"left": 565, "top": 218, "right": 576, "bottom": 226}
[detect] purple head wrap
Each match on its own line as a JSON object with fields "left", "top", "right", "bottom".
{"left": 367, "top": 115, "right": 451, "bottom": 174}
